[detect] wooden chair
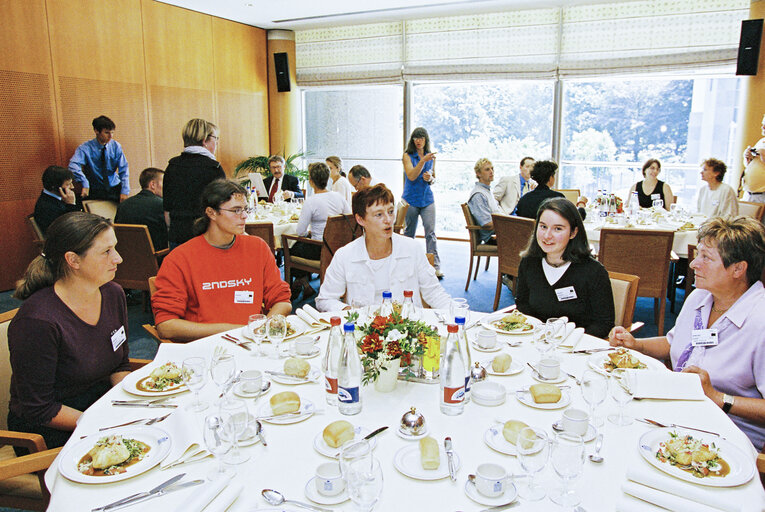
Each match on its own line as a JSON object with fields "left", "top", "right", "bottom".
{"left": 320, "top": 214, "right": 362, "bottom": 282}
{"left": 555, "top": 189, "right": 580, "bottom": 204}
{"left": 245, "top": 223, "right": 276, "bottom": 254}
{"left": 491, "top": 214, "right": 534, "bottom": 309}
{"left": 112, "top": 224, "right": 169, "bottom": 292}
{"left": 143, "top": 276, "right": 173, "bottom": 344}
{"left": 598, "top": 229, "right": 676, "bottom": 335}
{"left": 82, "top": 199, "right": 117, "bottom": 220}
{"left": 608, "top": 271, "right": 643, "bottom": 333}
{"left": 738, "top": 201, "right": 765, "bottom": 222}
{"left": 26, "top": 215, "right": 44, "bottom": 250}
{"left": 281, "top": 234, "right": 322, "bottom": 288}
{"left": 685, "top": 244, "right": 697, "bottom": 300}
{"left": 393, "top": 203, "right": 409, "bottom": 234}
{"left": 460, "top": 204, "right": 498, "bottom": 292}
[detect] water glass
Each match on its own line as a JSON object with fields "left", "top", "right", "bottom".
{"left": 545, "top": 317, "right": 567, "bottom": 355}
{"left": 652, "top": 199, "right": 664, "bottom": 209}
{"left": 532, "top": 325, "right": 552, "bottom": 361}
{"left": 345, "top": 457, "right": 383, "bottom": 512}
{"left": 210, "top": 353, "right": 236, "bottom": 402}
{"left": 350, "top": 299, "right": 370, "bottom": 327}
{"left": 339, "top": 439, "right": 373, "bottom": 478}
{"left": 268, "top": 314, "right": 288, "bottom": 358}
{"left": 450, "top": 298, "right": 469, "bottom": 324}
{"left": 549, "top": 432, "right": 585, "bottom": 507}
{"left": 220, "top": 399, "right": 250, "bottom": 464}
{"left": 181, "top": 357, "right": 208, "bottom": 412}
{"left": 248, "top": 313, "right": 267, "bottom": 356}
{"left": 516, "top": 427, "right": 549, "bottom": 501}
{"left": 202, "top": 415, "right": 232, "bottom": 480}
{"left": 608, "top": 368, "right": 634, "bottom": 425}
{"left": 581, "top": 370, "right": 608, "bottom": 427}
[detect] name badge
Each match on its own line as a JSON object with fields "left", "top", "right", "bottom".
{"left": 555, "top": 286, "right": 577, "bottom": 302}
{"left": 111, "top": 325, "right": 126, "bottom": 351}
{"left": 234, "top": 290, "right": 254, "bottom": 304}
{"left": 691, "top": 328, "right": 718, "bottom": 347}
{"left": 651, "top": 193, "right": 661, "bottom": 200}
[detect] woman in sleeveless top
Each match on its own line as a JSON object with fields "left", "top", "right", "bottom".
{"left": 627, "top": 159, "right": 674, "bottom": 210}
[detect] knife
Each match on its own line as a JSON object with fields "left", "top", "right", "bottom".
{"left": 639, "top": 418, "right": 720, "bottom": 437}
{"left": 364, "top": 426, "right": 388, "bottom": 440}
{"left": 111, "top": 398, "right": 170, "bottom": 405}
{"left": 111, "top": 402, "right": 178, "bottom": 408}
{"left": 444, "top": 436, "right": 456, "bottom": 482}
{"left": 92, "top": 473, "right": 187, "bottom": 511}
{"left": 571, "top": 347, "right": 615, "bottom": 354}
{"left": 264, "top": 370, "right": 312, "bottom": 381}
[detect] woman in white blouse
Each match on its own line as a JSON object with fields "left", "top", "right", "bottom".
{"left": 697, "top": 158, "right": 738, "bottom": 219}
{"left": 316, "top": 184, "right": 451, "bottom": 311}
{"left": 326, "top": 156, "right": 354, "bottom": 206}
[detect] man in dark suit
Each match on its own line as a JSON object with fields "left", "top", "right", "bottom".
{"left": 515, "top": 160, "right": 587, "bottom": 220}
{"left": 115, "top": 168, "right": 168, "bottom": 250}
{"left": 33, "top": 166, "right": 82, "bottom": 235}
{"left": 262, "top": 155, "right": 304, "bottom": 202}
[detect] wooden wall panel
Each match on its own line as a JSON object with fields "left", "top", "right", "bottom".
{"left": 215, "top": 91, "right": 269, "bottom": 173}
{"left": 0, "top": 0, "right": 52, "bottom": 75}
{"left": 0, "top": 200, "right": 39, "bottom": 289}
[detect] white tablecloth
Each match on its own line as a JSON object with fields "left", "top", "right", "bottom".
{"left": 246, "top": 209, "right": 299, "bottom": 249}
{"left": 45, "top": 312, "right": 765, "bottom": 511}
{"left": 584, "top": 221, "right": 698, "bottom": 258}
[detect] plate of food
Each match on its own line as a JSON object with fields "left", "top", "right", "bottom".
{"left": 481, "top": 311, "right": 538, "bottom": 335}
{"left": 515, "top": 384, "right": 571, "bottom": 410}
{"left": 120, "top": 362, "right": 186, "bottom": 397}
{"left": 483, "top": 420, "right": 529, "bottom": 456}
{"left": 484, "top": 354, "right": 524, "bottom": 376}
{"left": 241, "top": 317, "right": 302, "bottom": 341}
{"left": 257, "top": 392, "right": 315, "bottom": 424}
{"left": 638, "top": 428, "right": 755, "bottom": 487}
{"left": 58, "top": 426, "right": 171, "bottom": 484}
{"left": 313, "top": 421, "right": 378, "bottom": 458}
{"left": 588, "top": 347, "right": 666, "bottom": 374}
{"left": 393, "top": 437, "right": 461, "bottom": 480}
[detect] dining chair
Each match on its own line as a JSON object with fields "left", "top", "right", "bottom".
{"left": 143, "top": 276, "right": 174, "bottom": 344}
{"left": 684, "top": 243, "right": 697, "bottom": 301}
{"left": 393, "top": 203, "right": 409, "bottom": 234}
{"left": 598, "top": 228, "right": 675, "bottom": 335}
{"left": 320, "top": 214, "right": 362, "bottom": 282}
{"left": 738, "top": 200, "right": 765, "bottom": 222}
{"left": 608, "top": 271, "right": 643, "bottom": 333}
{"left": 281, "top": 234, "right": 322, "bottom": 289}
{"left": 82, "top": 199, "right": 117, "bottom": 221}
{"left": 491, "top": 214, "right": 534, "bottom": 309}
{"left": 460, "top": 204, "right": 498, "bottom": 292}
{"left": 554, "top": 188, "right": 580, "bottom": 205}
{"left": 26, "top": 215, "right": 44, "bottom": 251}
{"left": 245, "top": 222, "right": 276, "bottom": 255}
{"left": 112, "top": 224, "right": 169, "bottom": 293}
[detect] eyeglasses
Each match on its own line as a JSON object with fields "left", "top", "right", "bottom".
{"left": 217, "top": 206, "right": 253, "bottom": 216}
{"left": 209, "top": 135, "right": 219, "bottom": 141}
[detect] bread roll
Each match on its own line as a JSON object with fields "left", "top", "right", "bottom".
{"left": 269, "top": 391, "right": 301, "bottom": 415}
{"left": 323, "top": 420, "right": 355, "bottom": 448}
{"left": 492, "top": 353, "right": 512, "bottom": 373}
{"left": 284, "top": 357, "right": 310, "bottom": 378}
{"left": 419, "top": 436, "right": 440, "bottom": 470}
{"left": 529, "top": 383, "right": 561, "bottom": 404}
{"left": 502, "top": 420, "right": 528, "bottom": 445}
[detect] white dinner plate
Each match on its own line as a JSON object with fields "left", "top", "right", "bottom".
{"left": 464, "top": 479, "right": 518, "bottom": 507}
{"left": 269, "top": 368, "right": 321, "bottom": 385}
{"left": 241, "top": 316, "right": 305, "bottom": 341}
{"left": 304, "top": 477, "right": 349, "bottom": 505}
{"left": 470, "top": 340, "right": 502, "bottom": 353}
{"left": 638, "top": 427, "right": 755, "bottom": 487}
{"left": 58, "top": 426, "right": 171, "bottom": 484}
{"left": 484, "top": 359, "right": 524, "bottom": 376}
{"left": 393, "top": 444, "right": 461, "bottom": 480}
{"left": 257, "top": 399, "right": 315, "bottom": 424}
{"left": 480, "top": 313, "right": 541, "bottom": 335}
{"left": 120, "top": 362, "right": 187, "bottom": 397}
{"left": 588, "top": 348, "right": 667, "bottom": 374}
{"left": 483, "top": 424, "right": 518, "bottom": 456}
{"left": 313, "top": 426, "right": 378, "bottom": 458}
{"left": 515, "top": 387, "right": 571, "bottom": 410}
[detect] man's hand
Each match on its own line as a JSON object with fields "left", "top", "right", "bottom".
{"left": 682, "top": 366, "right": 723, "bottom": 406}
{"left": 608, "top": 326, "right": 639, "bottom": 350}
{"left": 81, "top": 187, "right": 89, "bottom": 198}
{"left": 119, "top": 193, "right": 128, "bottom": 202}
{"left": 60, "top": 186, "right": 76, "bottom": 205}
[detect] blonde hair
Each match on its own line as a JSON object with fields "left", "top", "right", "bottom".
{"left": 182, "top": 119, "right": 218, "bottom": 147}
{"left": 326, "top": 156, "right": 342, "bottom": 172}
{"left": 474, "top": 158, "right": 492, "bottom": 178}
{"left": 697, "top": 216, "right": 765, "bottom": 286}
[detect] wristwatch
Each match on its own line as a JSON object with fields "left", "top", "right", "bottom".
{"left": 722, "top": 393, "right": 735, "bottom": 414}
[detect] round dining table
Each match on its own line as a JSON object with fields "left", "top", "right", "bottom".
{"left": 246, "top": 203, "right": 300, "bottom": 249}
{"left": 44, "top": 309, "right": 765, "bottom": 511}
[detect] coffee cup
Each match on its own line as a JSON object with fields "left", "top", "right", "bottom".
{"left": 239, "top": 370, "right": 262, "bottom": 394}
{"left": 293, "top": 337, "right": 316, "bottom": 356}
{"left": 561, "top": 408, "right": 589, "bottom": 436}
{"left": 315, "top": 462, "right": 345, "bottom": 496}
{"left": 474, "top": 463, "right": 509, "bottom": 498}
{"left": 476, "top": 329, "right": 497, "bottom": 349}
{"left": 538, "top": 358, "right": 560, "bottom": 380}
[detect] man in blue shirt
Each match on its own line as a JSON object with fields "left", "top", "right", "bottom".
{"left": 68, "top": 115, "right": 129, "bottom": 203}
{"left": 467, "top": 158, "right": 502, "bottom": 245}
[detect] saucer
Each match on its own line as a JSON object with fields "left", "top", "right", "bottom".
{"left": 483, "top": 425, "right": 517, "bottom": 456}
{"left": 484, "top": 359, "right": 524, "bottom": 376}
{"left": 236, "top": 424, "right": 262, "bottom": 447}
{"left": 304, "top": 477, "right": 349, "bottom": 505}
{"left": 531, "top": 372, "right": 567, "bottom": 384}
{"left": 464, "top": 479, "right": 518, "bottom": 507}
{"left": 552, "top": 422, "right": 597, "bottom": 442}
{"left": 396, "top": 426, "right": 429, "bottom": 441}
{"left": 313, "top": 426, "right": 378, "bottom": 458}
{"left": 515, "top": 388, "right": 571, "bottom": 410}
{"left": 233, "top": 380, "right": 270, "bottom": 399}
{"left": 470, "top": 340, "right": 502, "bottom": 353}
{"left": 393, "top": 445, "right": 461, "bottom": 480}
{"left": 290, "top": 347, "right": 321, "bottom": 359}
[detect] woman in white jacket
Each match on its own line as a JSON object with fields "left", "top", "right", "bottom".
{"left": 316, "top": 184, "right": 452, "bottom": 311}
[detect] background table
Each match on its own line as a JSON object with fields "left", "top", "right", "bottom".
{"left": 246, "top": 205, "right": 300, "bottom": 249}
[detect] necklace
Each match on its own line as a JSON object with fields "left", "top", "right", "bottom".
{"left": 545, "top": 258, "right": 567, "bottom": 268}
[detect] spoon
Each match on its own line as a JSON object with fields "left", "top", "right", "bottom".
{"left": 256, "top": 380, "right": 271, "bottom": 399}
{"left": 254, "top": 419, "right": 267, "bottom": 446}
{"left": 261, "top": 489, "right": 330, "bottom": 512}
{"left": 552, "top": 421, "right": 564, "bottom": 432}
{"left": 589, "top": 434, "right": 604, "bottom": 463}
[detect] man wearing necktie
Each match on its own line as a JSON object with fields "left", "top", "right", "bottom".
{"left": 68, "top": 115, "right": 130, "bottom": 203}
{"left": 493, "top": 156, "right": 537, "bottom": 215}
{"left": 262, "top": 155, "right": 304, "bottom": 202}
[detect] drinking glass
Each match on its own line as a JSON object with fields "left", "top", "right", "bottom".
{"left": 210, "top": 353, "right": 236, "bottom": 403}
{"left": 549, "top": 432, "right": 586, "bottom": 507}
{"left": 351, "top": 299, "right": 370, "bottom": 327}
{"left": 652, "top": 199, "right": 664, "bottom": 210}
{"left": 202, "top": 414, "right": 232, "bottom": 480}
{"left": 181, "top": 357, "right": 208, "bottom": 412}
{"left": 581, "top": 370, "right": 608, "bottom": 427}
{"left": 268, "top": 314, "right": 288, "bottom": 358}
{"left": 532, "top": 325, "right": 552, "bottom": 361}
{"left": 248, "top": 313, "right": 267, "bottom": 356}
{"left": 340, "top": 439, "right": 373, "bottom": 478}
{"left": 450, "top": 298, "right": 469, "bottom": 324}
{"left": 516, "top": 427, "right": 549, "bottom": 501}
{"left": 220, "top": 399, "right": 250, "bottom": 464}
{"left": 545, "top": 317, "right": 567, "bottom": 356}
{"left": 608, "top": 368, "right": 634, "bottom": 425}
{"left": 345, "top": 457, "right": 383, "bottom": 512}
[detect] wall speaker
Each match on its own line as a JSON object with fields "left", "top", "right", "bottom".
{"left": 736, "top": 19, "right": 763, "bottom": 76}
{"left": 274, "top": 52, "right": 291, "bottom": 92}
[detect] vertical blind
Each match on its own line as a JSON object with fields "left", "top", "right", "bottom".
{"left": 295, "top": 0, "right": 750, "bottom": 85}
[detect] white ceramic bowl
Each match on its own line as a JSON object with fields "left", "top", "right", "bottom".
{"left": 471, "top": 381, "right": 506, "bottom": 406}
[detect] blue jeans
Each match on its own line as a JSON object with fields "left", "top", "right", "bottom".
{"left": 403, "top": 202, "right": 440, "bottom": 270}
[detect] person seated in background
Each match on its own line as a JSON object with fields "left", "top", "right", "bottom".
{"left": 326, "top": 155, "right": 353, "bottom": 205}
{"left": 316, "top": 184, "right": 451, "bottom": 311}
{"left": 263, "top": 155, "right": 304, "bottom": 202}
{"left": 467, "top": 158, "right": 502, "bottom": 245}
{"left": 348, "top": 165, "right": 373, "bottom": 191}
{"left": 515, "top": 197, "right": 614, "bottom": 338}
{"left": 8, "top": 212, "right": 130, "bottom": 450}
{"left": 115, "top": 167, "right": 168, "bottom": 250}
{"left": 514, "top": 160, "right": 587, "bottom": 220}
{"left": 626, "top": 158, "right": 673, "bottom": 210}
{"left": 152, "top": 179, "right": 291, "bottom": 342}
{"left": 68, "top": 115, "right": 129, "bottom": 203}
{"left": 609, "top": 216, "right": 765, "bottom": 450}
{"left": 290, "top": 162, "right": 351, "bottom": 300}
{"left": 697, "top": 158, "right": 738, "bottom": 219}
{"left": 494, "top": 156, "right": 536, "bottom": 215}
{"left": 33, "top": 165, "right": 82, "bottom": 235}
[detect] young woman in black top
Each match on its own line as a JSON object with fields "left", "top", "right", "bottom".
{"left": 626, "top": 158, "right": 674, "bottom": 210}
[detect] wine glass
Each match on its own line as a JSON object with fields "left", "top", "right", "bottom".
{"left": 608, "top": 368, "right": 634, "bottom": 425}
{"left": 248, "top": 313, "right": 267, "bottom": 356}
{"left": 581, "top": 370, "right": 608, "bottom": 427}
{"left": 549, "top": 432, "right": 586, "bottom": 507}
{"left": 545, "top": 317, "right": 566, "bottom": 356}
{"left": 181, "top": 357, "right": 208, "bottom": 412}
{"left": 346, "top": 457, "right": 384, "bottom": 512}
{"left": 532, "top": 325, "right": 552, "bottom": 361}
{"left": 652, "top": 198, "right": 664, "bottom": 210}
{"left": 220, "top": 399, "right": 250, "bottom": 464}
{"left": 350, "top": 299, "right": 370, "bottom": 329}
{"left": 516, "top": 427, "right": 549, "bottom": 501}
{"left": 210, "top": 353, "right": 236, "bottom": 403}
{"left": 202, "top": 414, "right": 232, "bottom": 480}
{"left": 340, "top": 439, "right": 373, "bottom": 478}
{"left": 268, "top": 314, "right": 288, "bottom": 358}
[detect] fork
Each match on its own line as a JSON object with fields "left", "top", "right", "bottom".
{"left": 213, "top": 346, "right": 227, "bottom": 360}
{"left": 562, "top": 369, "right": 581, "bottom": 385}
{"left": 99, "top": 412, "right": 172, "bottom": 431}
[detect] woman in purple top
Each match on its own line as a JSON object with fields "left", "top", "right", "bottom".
{"left": 609, "top": 216, "right": 765, "bottom": 449}
{"left": 402, "top": 127, "right": 442, "bottom": 277}
{"left": 8, "top": 212, "right": 130, "bottom": 451}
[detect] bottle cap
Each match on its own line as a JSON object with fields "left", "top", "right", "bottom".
{"left": 403, "top": 290, "right": 414, "bottom": 298}
{"left": 447, "top": 324, "right": 458, "bottom": 333}
{"left": 454, "top": 316, "right": 466, "bottom": 325}
{"left": 382, "top": 291, "right": 392, "bottom": 299}
{"left": 330, "top": 316, "right": 341, "bottom": 326}
{"left": 343, "top": 323, "right": 355, "bottom": 332}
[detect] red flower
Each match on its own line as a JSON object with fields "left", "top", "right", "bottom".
{"left": 361, "top": 333, "right": 383, "bottom": 354}
{"left": 370, "top": 315, "right": 391, "bottom": 331}
{"left": 401, "top": 353, "right": 412, "bottom": 366}
{"left": 386, "top": 341, "right": 402, "bottom": 358}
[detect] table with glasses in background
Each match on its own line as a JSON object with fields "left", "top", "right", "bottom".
{"left": 246, "top": 200, "right": 302, "bottom": 249}
{"left": 44, "top": 305, "right": 765, "bottom": 512}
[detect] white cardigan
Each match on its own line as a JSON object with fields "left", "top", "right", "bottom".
{"left": 316, "top": 233, "right": 452, "bottom": 312}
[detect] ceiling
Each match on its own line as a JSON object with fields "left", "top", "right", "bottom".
{"left": 156, "top": 0, "right": 627, "bottom": 30}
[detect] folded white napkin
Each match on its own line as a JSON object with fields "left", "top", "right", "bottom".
{"left": 204, "top": 483, "right": 243, "bottom": 512}
{"left": 159, "top": 409, "right": 208, "bottom": 469}
{"left": 622, "top": 481, "right": 728, "bottom": 512}
{"left": 625, "top": 369, "right": 705, "bottom": 400}
{"left": 560, "top": 324, "right": 585, "bottom": 349}
{"left": 176, "top": 473, "right": 232, "bottom": 512}
{"left": 296, "top": 305, "right": 331, "bottom": 328}
{"left": 626, "top": 467, "right": 741, "bottom": 512}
